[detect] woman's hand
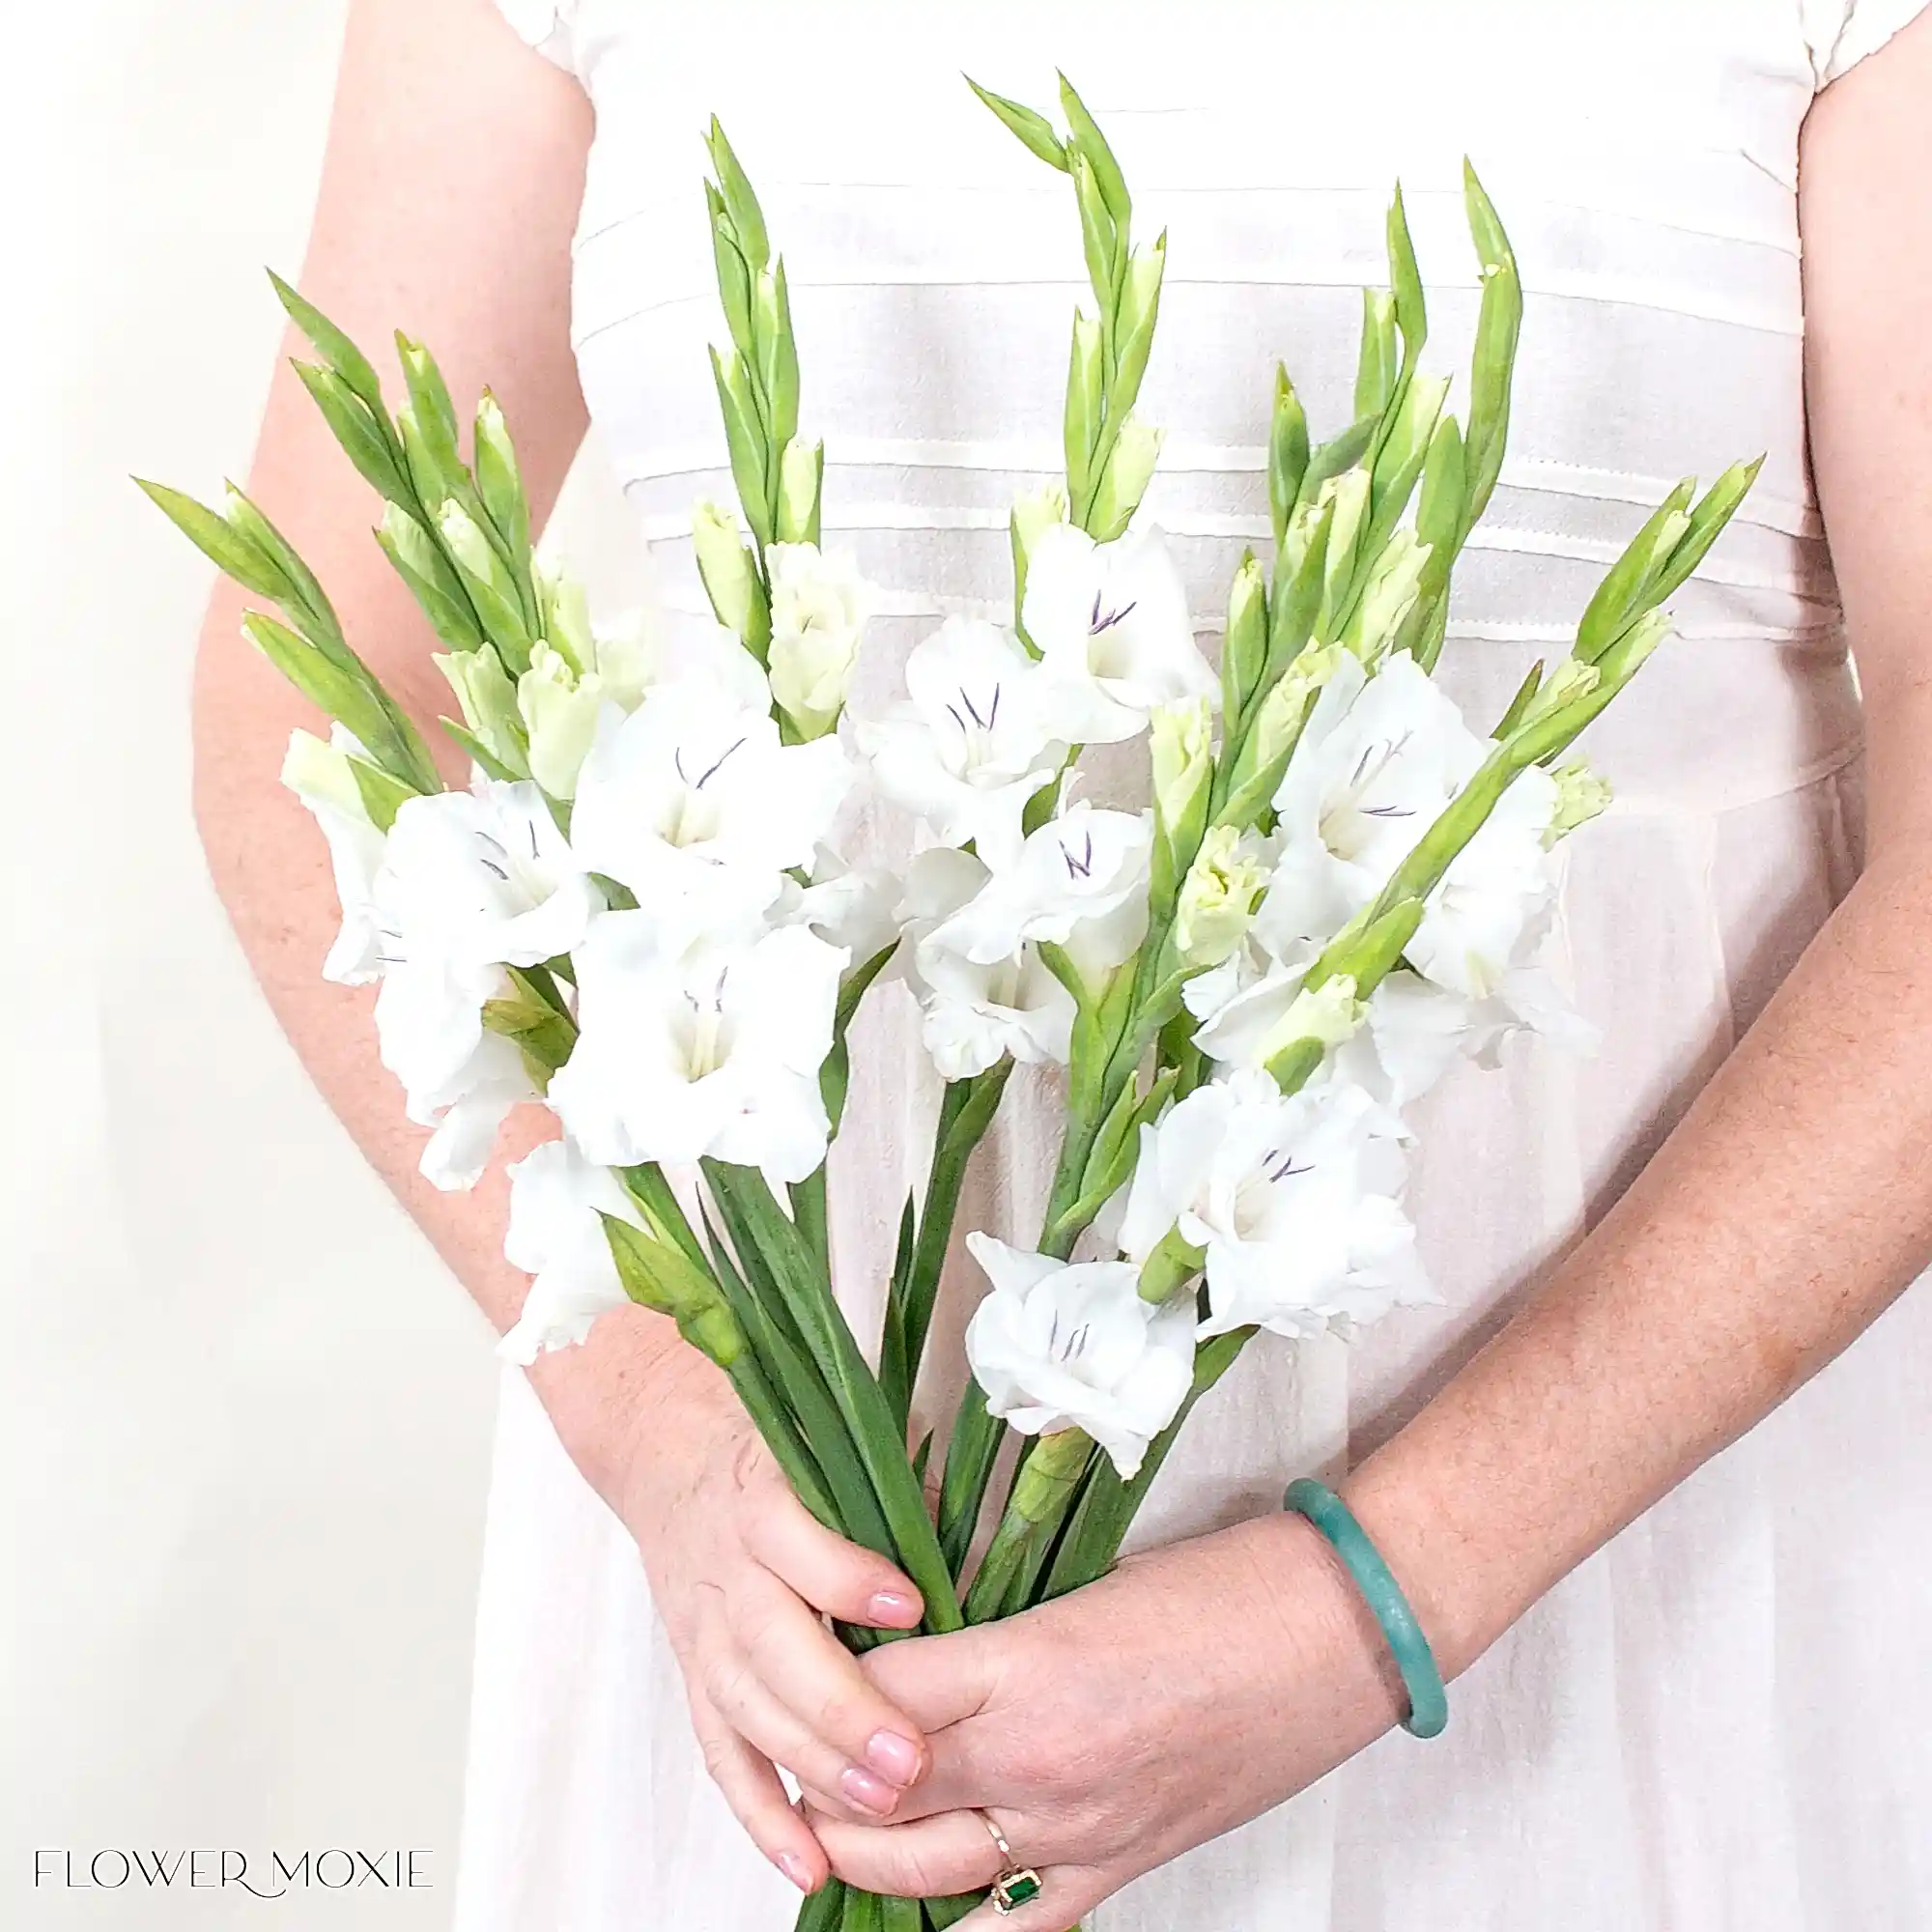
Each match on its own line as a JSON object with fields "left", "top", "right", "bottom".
{"left": 807, "top": 1512, "right": 1410, "bottom": 1929}
{"left": 558, "top": 1336, "right": 936, "bottom": 1895}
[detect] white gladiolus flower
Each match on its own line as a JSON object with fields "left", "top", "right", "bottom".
{"left": 497, "top": 1139, "right": 640, "bottom": 1365}
{"left": 1263, "top": 652, "right": 1559, "bottom": 998}
{"left": 547, "top": 914, "right": 846, "bottom": 1183}
{"left": 569, "top": 674, "right": 853, "bottom": 944}
{"left": 773, "top": 847, "right": 903, "bottom": 968}
{"left": 1022, "top": 524, "right": 1217, "bottom": 744}
{"left": 766, "top": 541, "right": 873, "bottom": 739}
{"left": 899, "top": 850, "right": 1075, "bottom": 1079}
{"left": 369, "top": 778, "right": 601, "bottom": 1188}
{"left": 928, "top": 802, "right": 1152, "bottom": 976}
{"left": 963, "top": 1233, "right": 1197, "bottom": 1480}
{"left": 281, "top": 724, "right": 386, "bottom": 986}
{"left": 857, "top": 617, "right": 1064, "bottom": 867}
{"left": 1119, "top": 1067, "right": 1431, "bottom": 1341}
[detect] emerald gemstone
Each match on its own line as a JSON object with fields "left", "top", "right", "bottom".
{"left": 994, "top": 1868, "right": 1042, "bottom": 1912}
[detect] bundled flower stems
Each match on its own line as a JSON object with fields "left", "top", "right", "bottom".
{"left": 145, "top": 74, "right": 1755, "bottom": 1932}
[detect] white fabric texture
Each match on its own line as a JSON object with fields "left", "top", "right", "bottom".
{"left": 462, "top": 4, "right": 1932, "bottom": 1928}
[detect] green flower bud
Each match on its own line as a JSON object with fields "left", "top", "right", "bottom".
{"left": 535, "top": 560, "right": 595, "bottom": 678}
{"left": 1151, "top": 694, "right": 1213, "bottom": 898}
{"left": 1221, "top": 550, "right": 1268, "bottom": 718}
{"left": 280, "top": 726, "right": 368, "bottom": 824}
{"left": 1316, "top": 469, "right": 1372, "bottom": 639}
{"left": 438, "top": 499, "right": 532, "bottom": 668}
{"left": 1340, "top": 529, "right": 1433, "bottom": 664}
{"left": 1175, "top": 825, "right": 1271, "bottom": 968}
{"left": 692, "top": 498, "right": 768, "bottom": 647}
{"left": 1088, "top": 413, "right": 1163, "bottom": 542}
{"left": 776, "top": 437, "right": 823, "bottom": 546}
{"left": 517, "top": 642, "right": 604, "bottom": 799}
{"left": 1137, "top": 1223, "right": 1206, "bottom": 1304}
{"left": 436, "top": 646, "right": 527, "bottom": 778}
{"left": 1258, "top": 973, "right": 1365, "bottom": 1078}
{"left": 1065, "top": 311, "right": 1105, "bottom": 504}
{"left": 1546, "top": 756, "right": 1614, "bottom": 845}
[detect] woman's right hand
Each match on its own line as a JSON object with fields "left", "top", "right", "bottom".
{"left": 559, "top": 1335, "right": 934, "bottom": 1895}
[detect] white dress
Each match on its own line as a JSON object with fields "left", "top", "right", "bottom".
{"left": 457, "top": 5, "right": 1932, "bottom": 1927}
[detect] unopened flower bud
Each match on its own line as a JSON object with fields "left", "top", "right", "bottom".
{"left": 1089, "top": 414, "right": 1164, "bottom": 542}
{"left": 518, "top": 642, "right": 604, "bottom": 799}
{"left": 767, "top": 541, "right": 872, "bottom": 740}
{"left": 775, "top": 437, "right": 823, "bottom": 546}
{"left": 1175, "top": 826, "right": 1271, "bottom": 968}
{"left": 436, "top": 645, "right": 528, "bottom": 778}
{"left": 1341, "top": 530, "right": 1433, "bottom": 663}
{"left": 1546, "top": 756, "right": 1614, "bottom": 845}
{"left": 1258, "top": 973, "right": 1365, "bottom": 1074}
{"left": 692, "top": 499, "right": 765, "bottom": 644}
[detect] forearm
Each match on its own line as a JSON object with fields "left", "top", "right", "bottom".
{"left": 1342, "top": 826, "right": 1932, "bottom": 1674}
{"left": 187, "top": 0, "right": 697, "bottom": 1500}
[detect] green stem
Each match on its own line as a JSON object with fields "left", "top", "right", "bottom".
{"left": 705, "top": 1163, "right": 963, "bottom": 1634}
{"left": 937, "top": 1384, "right": 1006, "bottom": 1579}
{"left": 884, "top": 1064, "right": 1012, "bottom": 1421}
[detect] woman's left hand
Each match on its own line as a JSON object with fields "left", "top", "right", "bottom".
{"left": 806, "top": 1512, "right": 1414, "bottom": 1930}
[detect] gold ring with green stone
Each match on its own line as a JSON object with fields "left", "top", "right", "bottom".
{"left": 977, "top": 1811, "right": 1042, "bottom": 1916}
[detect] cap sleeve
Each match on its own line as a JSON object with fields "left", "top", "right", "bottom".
{"left": 493, "top": 0, "right": 577, "bottom": 74}
{"left": 1804, "top": 0, "right": 1932, "bottom": 85}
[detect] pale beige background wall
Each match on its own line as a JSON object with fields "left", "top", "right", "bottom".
{"left": 0, "top": 5, "right": 560, "bottom": 1922}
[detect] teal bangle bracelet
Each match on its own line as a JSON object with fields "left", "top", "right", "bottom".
{"left": 1283, "top": 1478, "right": 1448, "bottom": 1740}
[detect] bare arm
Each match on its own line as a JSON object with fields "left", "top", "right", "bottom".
{"left": 1348, "top": 6, "right": 1932, "bottom": 1671}
{"left": 194, "top": 0, "right": 934, "bottom": 1888}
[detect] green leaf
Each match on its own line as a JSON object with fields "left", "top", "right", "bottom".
{"left": 268, "top": 271, "right": 390, "bottom": 427}
{"left": 346, "top": 753, "right": 416, "bottom": 833}
{"left": 705, "top": 118, "right": 771, "bottom": 271}
{"left": 1353, "top": 289, "right": 1399, "bottom": 424}
{"left": 293, "top": 361, "right": 408, "bottom": 501}
{"left": 440, "top": 719, "right": 515, "bottom": 780}
{"left": 376, "top": 513, "right": 487, "bottom": 653}
{"left": 473, "top": 392, "right": 532, "bottom": 581}
{"left": 763, "top": 256, "right": 801, "bottom": 450}
{"left": 965, "top": 76, "right": 1069, "bottom": 171}
{"left": 1070, "top": 153, "right": 1119, "bottom": 316}
{"left": 242, "top": 611, "right": 429, "bottom": 788}
{"left": 1646, "top": 456, "right": 1763, "bottom": 606}
{"left": 1460, "top": 160, "right": 1522, "bottom": 526}
{"left": 1386, "top": 184, "right": 1428, "bottom": 370}
{"left": 1293, "top": 413, "right": 1378, "bottom": 518}
{"left": 709, "top": 344, "right": 774, "bottom": 548}
{"left": 1492, "top": 661, "right": 1546, "bottom": 740}
{"left": 600, "top": 1211, "right": 744, "bottom": 1366}
{"left": 135, "top": 479, "right": 291, "bottom": 603}
{"left": 1058, "top": 71, "right": 1130, "bottom": 228}
{"left": 704, "top": 180, "right": 755, "bottom": 362}
{"left": 1267, "top": 366, "right": 1310, "bottom": 556}
{"left": 396, "top": 333, "right": 465, "bottom": 474}
{"left": 1574, "top": 478, "right": 1695, "bottom": 664}
{"left": 221, "top": 485, "right": 340, "bottom": 647}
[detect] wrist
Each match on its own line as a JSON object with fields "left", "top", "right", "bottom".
{"left": 1336, "top": 1442, "right": 1520, "bottom": 1683}
{"left": 1230, "top": 1511, "right": 1413, "bottom": 1739}
{"left": 526, "top": 1306, "right": 728, "bottom": 1520}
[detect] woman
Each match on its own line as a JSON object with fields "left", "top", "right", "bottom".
{"left": 193, "top": 1, "right": 1932, "bottom": 1926}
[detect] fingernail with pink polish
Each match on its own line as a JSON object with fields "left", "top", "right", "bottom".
{"left": 865, "top": 1729, "right": 921, "bottom": 1785}
{"left": 775, "top": 1852, "right": 813, "bottom": 1894}
{"left": 839, "top": 1765, "right": 898, "bottom": 1815}
{"left": 866, "top": 1588, "right": 919, "bottom": 1624}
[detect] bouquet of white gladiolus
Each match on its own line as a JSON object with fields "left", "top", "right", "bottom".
{"left": 147, "top": 76, "right": 1755, "bottom": 1932}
